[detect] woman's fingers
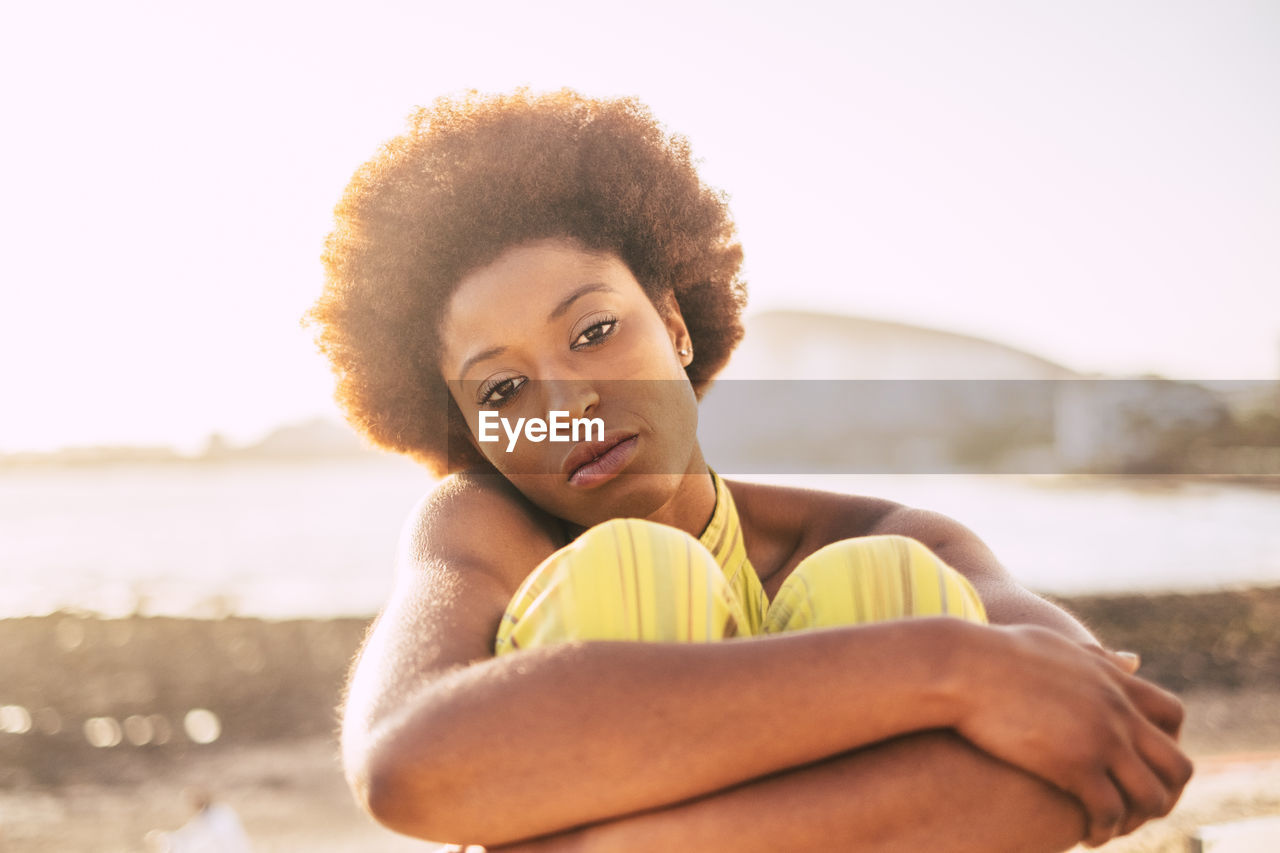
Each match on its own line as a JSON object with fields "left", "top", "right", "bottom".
{"left": 1088, "top": 644, "right": 1183, "bottom": 737}
{"left": 1108, "top": 721, "right": 1194, "bottom": 838}
{"left": 1082, "top": 679, "right": 1191, "bottom": 842}
{"left": 1133, "top": 720, "right": 1195, "bottom": 798}
{"left": 1108, "top": 746, "right": 1172, "bottom": 835}
{"left": 962, "top": 628, "right": 1194, "bottom": 845}
{"left": 1124, "top": 675, "right": 1185, "bottom": 738}
{"left": 1063, "top": 726, "right": 1185, "bottom": 847}
{"left": 1095, "top": 666, "right": 1191, "bottom": 839}
{"left": 1077, "top": 772, "right": 1127, "bottom": 848}
{"left": 1108, "top": 649, "right": 1141, "bottom": 674}
{"left": 1085, "top": 644, "right": 1141, "bottom": 674}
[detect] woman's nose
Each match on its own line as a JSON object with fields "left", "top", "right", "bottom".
{"left": 544, "top": 378, "right": 600, "bottom": 421}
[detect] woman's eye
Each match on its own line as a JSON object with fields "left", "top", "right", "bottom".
{"left": 572, "top": 317, "right": 619, "bottom": 349}
{"left": 478, "top": 376, "right": 526, "bottom": 407}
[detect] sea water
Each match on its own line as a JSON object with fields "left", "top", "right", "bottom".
{"left": 1, "top": 458, "right": 1278, "bottom": 618}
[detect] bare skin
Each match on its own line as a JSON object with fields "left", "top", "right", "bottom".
{"left": 340, "top": 239, "right": 1193, "bottom": 851}
{"left": 489, "top": 732, "right": 1087, "bottom": 853}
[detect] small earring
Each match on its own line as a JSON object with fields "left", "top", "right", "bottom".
{"left": 678, "top": 348, "right": 690, "bottom": 356}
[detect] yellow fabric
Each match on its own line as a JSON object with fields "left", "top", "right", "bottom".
{"left": 494, "top": 472, "right": 986, "bottom": 656}
{"left": 697, "top": 470, "right": 770, "bottom": 634}
{"left": 763, "top": 533, "right": 987, "bottom": 632}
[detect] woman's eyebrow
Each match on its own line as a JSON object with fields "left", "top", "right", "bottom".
{"left": 548, "top": 283, "right": 615, "bottom": 321}
{"left": 458, "top": 345, "right": 507, "bottom": 379}
{"left": 457, "top": 283, "right": 615, "bottom": 377}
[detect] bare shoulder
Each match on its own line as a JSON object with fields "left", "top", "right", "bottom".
{"left": 342, "top": 472, "right": 565, "bottom": 756}
{"left": 399, "top": 470, "right": 566, "bottom": 592}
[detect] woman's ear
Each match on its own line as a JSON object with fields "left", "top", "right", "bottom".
{"left": 655, "top": 291, "right": 693, "bottom": 367}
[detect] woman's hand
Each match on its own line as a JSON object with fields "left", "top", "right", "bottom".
{"left": 948, "top": 623, "right": 1192, "bottom": 848}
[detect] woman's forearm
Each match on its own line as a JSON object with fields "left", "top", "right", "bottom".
{"left": 350, "top": 618, "right": 1187, "bottom": 848}
{"left": 357, "top": 618, "right": 968, "bottom": 844}
{"left": 493, "top": 731, "right": 1086, "bottom": 853}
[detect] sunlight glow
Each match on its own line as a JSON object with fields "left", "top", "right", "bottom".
{"left": 2, "top": 2, "right": 1277, "bottom": 453}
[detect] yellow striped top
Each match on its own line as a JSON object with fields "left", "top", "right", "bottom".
{"left": 699, "top": 471, "right": 769, "bottom": 635}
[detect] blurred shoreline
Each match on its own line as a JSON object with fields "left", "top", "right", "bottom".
{"left": 3, "top": 585, "right": 1278, "bottom": 779}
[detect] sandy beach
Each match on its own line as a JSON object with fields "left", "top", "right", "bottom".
{"left": 3, "top": 588, "right": 1279, "bottom": 851}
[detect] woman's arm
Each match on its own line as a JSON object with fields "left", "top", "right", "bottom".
{"left": 342, "top": 477, "right": 1190, "bottom": 848}
{"left": 492, "top": 731, "right": 1090, "bottom": 853}
{"left": 865, "top": 503, "right": 1098, "bottom": 642}
{"left": 739, "top": 481, "right": 1097, "bottom": 642}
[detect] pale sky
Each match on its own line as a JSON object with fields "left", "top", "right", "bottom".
{"left": 2, "top": 0, "right": 1277, "bottom": 453}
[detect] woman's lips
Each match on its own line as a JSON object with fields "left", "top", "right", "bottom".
{"left": 564, "top": 434, "right": 639, "bottom": 488}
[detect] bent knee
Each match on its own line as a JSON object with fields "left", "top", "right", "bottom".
{"left": 496, "top": 517, "right": 745, "bottom": 651}
{"left": 765, "top": 534, "right": 987, "bottom": 631}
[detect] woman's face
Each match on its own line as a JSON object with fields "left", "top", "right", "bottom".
{"left": 439, "top": 238, "right": 704, "bottom": 526}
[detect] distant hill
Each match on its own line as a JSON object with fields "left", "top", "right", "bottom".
{"left": 21, "top": 311, "right": 1259, "bottom": 474}
{"left": 0, "top": 311, "right": 1078, "bottom": 468}
{"left": 0, "top": 418, "right": 377, "bottom": 467}
{"left": 0, "top": 445, "right": 186, "bottom": 467}
{"left": 219, "top": 418, "right": 371, "bottom": 459}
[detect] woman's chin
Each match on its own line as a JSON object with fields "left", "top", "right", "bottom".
{"left": 561, "top": 470, "right": 708, "bottom": 528}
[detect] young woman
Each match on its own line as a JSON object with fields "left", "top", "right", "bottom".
{"left": 308, "top": 90, "right": 1192, "bottom": 852}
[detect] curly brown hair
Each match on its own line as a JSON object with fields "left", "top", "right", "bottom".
{"left": 306, "top": 89, "right": 747, "bottom": 476}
